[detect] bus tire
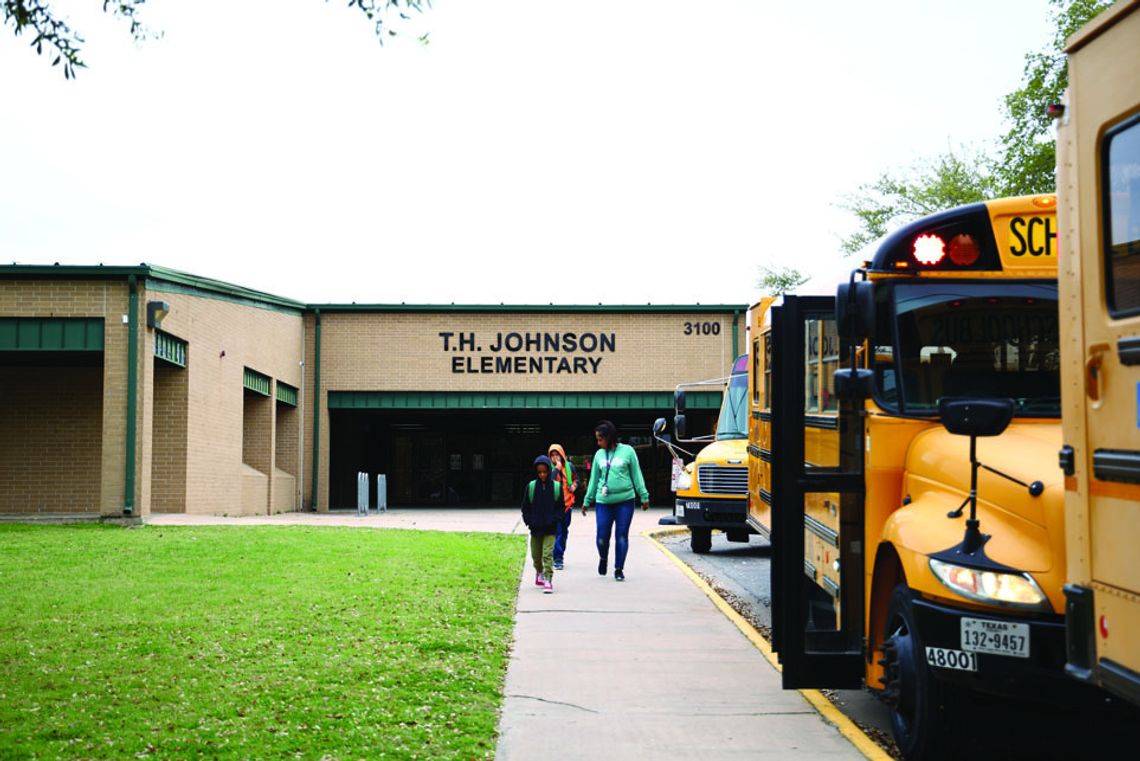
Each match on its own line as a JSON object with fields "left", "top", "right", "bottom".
{"left": 882, "top": 584, "right": 962, "bottom": 761}
{"left": 690, "top": 527, "right": 712, "bottom": 553}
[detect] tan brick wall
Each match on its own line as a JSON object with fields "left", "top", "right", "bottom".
{"left": 0, "top": 280, "right": 131, "bottom": 515}
{"left": 315, "top": 312, "right": 744, "bottom": 392}
{"left": 150, "top": 361, "right": 188, "bottom": 513}
{"left": 241, "top": 464, "right": 268, "bottom": 514}
{"left": 5, "top": 280, "right": 741, "bottom": 515}
{"left": 275, "top": 402, "right": 298, "bottom": 477}
{"left": 145, "top": 286, "right": 304, "bottom": 515}
{"left": 0, "top": 367, "right": 103, "bottom": 513}
{"left": 301, "top": 309, "right": 745, "bottom": 511}
{"left": 242, "top": 391, "right": 273, "bottom": 474}
{"left": 273, "top": 470, "right": 296, "bottom": 513}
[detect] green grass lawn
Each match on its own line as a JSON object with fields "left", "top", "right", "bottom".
{"left": 0, "top": 524, "right": 524, "bottom": 759}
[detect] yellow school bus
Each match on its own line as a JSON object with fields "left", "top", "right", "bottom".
{"left": 1057, "top": 0, "right": 1140, "bottom": 707}
{"left": 659, "top": 355, "right": 754, "bottom": 553}
{"left": 752, "top": 195, "right": 1106, "bottom": 758}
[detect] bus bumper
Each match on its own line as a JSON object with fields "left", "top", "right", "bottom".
{"left": 911, "top": 595, "right": 1104, "bottom": 705}
{"left": 673, "top": 497, "right": 753, "bottom": 531}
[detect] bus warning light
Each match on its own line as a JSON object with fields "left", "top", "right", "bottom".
{"left": 948, "top": 233, "right": 980, "bottom": 266}
{"left": 913, "top": 234, "right": 946, "bottom": 265}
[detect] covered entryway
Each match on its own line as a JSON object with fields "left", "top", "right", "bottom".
{"left": 0, "top": 318, "right": 106, "bottom": 514}
{"left": 327, "top": 392, "right": 719, "bottom": 508}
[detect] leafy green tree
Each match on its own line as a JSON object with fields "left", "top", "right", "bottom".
{"left": 838, "top": 146, "right": 997, "bottom": 256}
{"left": 758, "top": 265, "right": 810, "bottom": 295}
{"left": 994, "top": 0, "right": 1113, "bottom": 195}
{"left": 838, "top": 0, "right": 1111, "bottom": 256}
{"left": 2, "top": 0, "right": 429, "bottom": 79}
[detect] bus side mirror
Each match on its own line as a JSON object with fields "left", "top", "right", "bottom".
{"left": 674, "top": 389, "right": 687, "bottom": 413}
{"left": 674, "top": 414, "right": 687, "bottom": 440}
{"left": 834, "top": 368, "right": 874, "bottom": 400}
{"left": 938, "top": 398, "right": 1014, "bottom": 437}
{"left": 652, "top": 417, "right": 667, "bottom": 436}
{"left": 836, "top": 281, "right": 875, "bottom": 343}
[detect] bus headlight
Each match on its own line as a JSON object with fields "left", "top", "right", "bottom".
{"left": 677, "top": 471, "right": 692, "bottom": 490}
{"left": 928, "top": 558, "right": 1050, "bottom": 611}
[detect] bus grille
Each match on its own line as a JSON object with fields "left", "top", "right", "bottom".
{"left": 697, "top": 464, "right": 748, "bottom": 495}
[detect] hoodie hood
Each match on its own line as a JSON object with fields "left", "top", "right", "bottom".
{"left": 533, "top": 455, "right": 553, "bottom": 470}
{"left": 547, "top": 444, "right": 568, "bottom": 463}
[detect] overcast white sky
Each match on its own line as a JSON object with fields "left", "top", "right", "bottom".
{"left": 0, "top": 1, "right": 1054, "bottom": 305}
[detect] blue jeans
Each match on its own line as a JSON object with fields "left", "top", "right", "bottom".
{"left": 554, "top": 508, "right": 572, "bottom": 562}
{"left": 595, "top": 500, "right": 635, "bottom": 570}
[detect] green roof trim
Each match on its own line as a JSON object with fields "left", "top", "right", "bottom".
{"left": 154, "top": 330, "right": 187, "bottom": 367}
{"left": 0, "top": 264, "right": 305, "bottom": 313}
{"left": 0, "top": 317, "right": 104, "bottom": 351}
{"left": 0, "top": 265, "right": 745, "bottom": 315}
{"left": 276, "top": 381, "right": 298, "bottom": 406}
{"left": 327, "top": 390, "right": 722, "bottom": 411}
{"left": 243, "top": 367, "right": 272, "bottom": 396}
{"left": 308, "top": 303, "right": 748, "bottom": 314}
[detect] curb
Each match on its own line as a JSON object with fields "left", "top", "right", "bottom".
{"left": 643, "top": 528, "right": 891, "bottom": 761}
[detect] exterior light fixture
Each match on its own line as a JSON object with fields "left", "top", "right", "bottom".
{"left": 146, "top": 300, "right": 171, "bottom": 329}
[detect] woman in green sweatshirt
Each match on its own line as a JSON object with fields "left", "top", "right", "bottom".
{"left": 581, "top": 420, "right": 650, "bottom": 581}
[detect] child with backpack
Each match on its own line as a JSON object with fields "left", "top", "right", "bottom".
{"left": 547, "top": 443, "right": 577, "bottom": 570}
{"left": 521, "top": 454, "right": 564, "bottom": 594}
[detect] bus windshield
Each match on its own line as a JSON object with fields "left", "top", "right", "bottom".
{"left": 715, "top": 370, "right": 749, "bottom": 439}
{"left": 877, "top": 282, "right": 1060, "bottom": 416}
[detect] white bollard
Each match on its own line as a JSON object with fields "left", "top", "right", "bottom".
{"left": 377, "top": 474, "right": 388, "bottom": 513}
{"left": 357, "top": 472, "right": 369, "bottom": 516}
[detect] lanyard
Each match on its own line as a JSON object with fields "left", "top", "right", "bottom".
{"left": 601, "top": 447, "right": 617, "bottom": 491}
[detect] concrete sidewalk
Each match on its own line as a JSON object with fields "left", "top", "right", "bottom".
{"left": 146, "top": 507, "right": 866, "bottom": 758}
{"left": 496, "top": 509, "right": 864, "bottom": 760}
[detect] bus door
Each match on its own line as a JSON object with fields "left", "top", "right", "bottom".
{"left": 1070, "top": 110, "right": 1140, "bottom": 695}
{"left": 770, "top": 295, "right": 865, "bottom": 688}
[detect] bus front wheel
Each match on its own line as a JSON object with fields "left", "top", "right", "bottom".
{"left": 881, "top": 585, "right": 962, "bottom": 760}
{"left": 690, "top": 527, "right": 712, "bottom": 553}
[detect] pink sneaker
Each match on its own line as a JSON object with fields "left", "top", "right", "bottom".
{"left": 535, "top": 572, "right": 545, "bottom": 587}
{"left": 543, "top": 579, "right": 553, "bottom": 594}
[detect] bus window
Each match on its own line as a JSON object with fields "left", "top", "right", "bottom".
{"left": 763, "top": 333, "right": 772, "bottom": 410}
{"left": 805, "top": 321, "right": 821, "bottom": 412}
{"left": 890, "top": 282, "right": 1060, "bottom": 415}
{"left": 1106, "top": 114, "right": 1140, "bottom": 315}
{"left": 752, "top": 338, "right": 762, "bottom": 406}
{"left": 821, "top": 320, "right": 840, "bottom": 412}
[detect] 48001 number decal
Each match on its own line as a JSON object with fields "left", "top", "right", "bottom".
{"left": 925, "top": 646, "right": 977, "bottom": 672}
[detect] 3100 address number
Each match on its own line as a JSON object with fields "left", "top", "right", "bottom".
{"left": 684, "top": 321, "right": 721, "bottom": 336}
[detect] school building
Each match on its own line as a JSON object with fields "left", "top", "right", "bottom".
{"left": 0, "top": 265, "right": 746, "bottom": 516}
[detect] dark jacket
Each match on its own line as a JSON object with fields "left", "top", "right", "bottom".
{"left": 522, "top": 456, "right": 561, "bottom": 536}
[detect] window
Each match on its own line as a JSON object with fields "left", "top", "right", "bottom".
{"left": 1106, "top": 114, "right": 1140, "bottom": 315}
{"left": 715, "top": 370, "right": 749, "bottom": 440}
{"left": 887, "top": 282, "right": 1060, "bottom": 416}
{"left": 763, "top": 333, "right": 772, "bottom": 412}
{"left": 752, "top": 338, "right": 762, "bottom": 406}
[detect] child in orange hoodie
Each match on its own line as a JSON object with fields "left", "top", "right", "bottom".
{"left": 548, "top": 444, "right": 577, "bottom": 570}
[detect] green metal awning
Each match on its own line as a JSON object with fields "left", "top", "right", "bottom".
{"left": 277, "top": 382, "right": 298, "bottom": 406}
{"left": 243, "top": 367, "right": 271, "bottom": 396}
{"left": 0, "top": 317, "right": 103, "bottom": 351}
{"left": 154, "top": 331, "right": 187, "bottom": 367}
{"left": 327, "top": 390, "right": 722, "bottom": 410}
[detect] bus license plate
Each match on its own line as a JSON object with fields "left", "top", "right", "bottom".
{"left": 960, "top": 618, "right": 1030, "bottom": 658}
{"left": 675, "top": 504, "right": 685, "bottom": 518}
{"left": 925, "top": 647, "right": 977, "bottom": 672}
